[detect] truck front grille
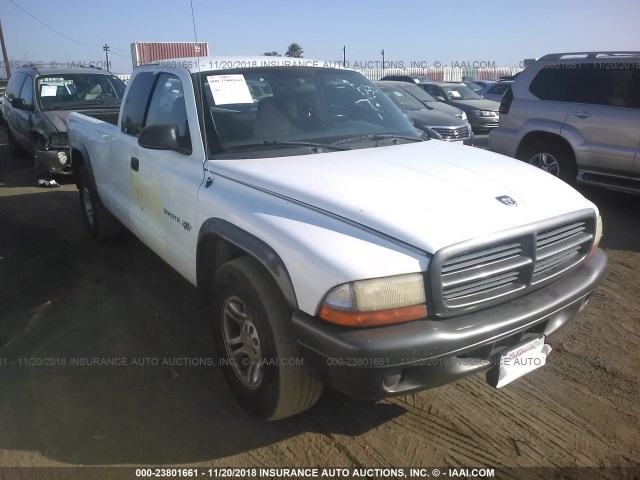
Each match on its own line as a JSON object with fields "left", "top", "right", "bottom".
{"left": 84, "top": 112, "right": 120, "bottom": 125}
{"left": 431, "top": 212, "right": 595, "bottom": 316}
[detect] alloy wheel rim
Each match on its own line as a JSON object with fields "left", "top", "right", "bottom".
{"left": 221, "top": 295, "right": 263, "bottom": 389}
{"left": 529, "top": 153, "right": 560, "bottom": 176}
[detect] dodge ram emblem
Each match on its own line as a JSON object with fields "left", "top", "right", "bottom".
{"left": 496, "top": 195, "right": 517, "bottom": 206}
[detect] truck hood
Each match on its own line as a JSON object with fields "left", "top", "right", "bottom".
{"left": 208, "top": 141, "right": 596, "bottom": 254}
{"left": 43, "top": 111, "right": 69, "bottom": 132}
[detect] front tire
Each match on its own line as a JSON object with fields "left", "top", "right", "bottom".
{"left": 7, "top": 129, "right": 26, "bottom": 159}
{"left": 519, "top": 141, "right": 577, "bottom": 185}
{"left": 78, "top": 166, "right": 123, "bottom": 240}
{"left": 34, "top": 140, "right": 49, "bottom": 178}
{"left": 211, "top": 256, "right": 323, "bottom": 420}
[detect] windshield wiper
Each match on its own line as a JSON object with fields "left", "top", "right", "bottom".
{"left": 332, "top": 134, "right": 422, "bottom": 145}
{"left": 225, "top": 140, "right": 350, "bottom": 152}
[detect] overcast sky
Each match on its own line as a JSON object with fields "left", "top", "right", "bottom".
{"left": 2, "top": 0, "right": 639, "bottom": 74}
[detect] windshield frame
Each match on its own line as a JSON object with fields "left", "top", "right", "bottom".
{"left": 36, "top": 73, "right": 126, "bottom": 111}
{"left": 195, "top": 66, "right": 420, "bottom": 159}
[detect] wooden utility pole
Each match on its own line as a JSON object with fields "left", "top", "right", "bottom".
{"left": 0, "top": 17, "right": 10, "bottom": 78}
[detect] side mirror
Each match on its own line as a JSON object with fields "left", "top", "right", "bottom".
{"left": 138, "top": 123, "right": 190, "bottom": 154}
{"left": 436, "top": 96, "right": 446, "bottom": 103}
{"left": 12, "top": 98, "right": 34, "bottom": 111}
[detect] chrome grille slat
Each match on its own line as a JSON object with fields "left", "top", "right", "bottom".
{"left": 534, "top": 249, "right": 580, "bottom": 272}
{"left": 442, "top": 242, "right": 522, "bottom": 273}
{"left": 431, "top": 126, "right": 470, "bottom": 139}
{"left": 444, "top": 271, "right": 519, "bottom": 299}
{"left": 442, "top": 255, "right": 532, "bottom": 288}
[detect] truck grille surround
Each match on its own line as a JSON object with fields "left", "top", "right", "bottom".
{"left": 430, "top": 211, "right": 596, "bottom": 317}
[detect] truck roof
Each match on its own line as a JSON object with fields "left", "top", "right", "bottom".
{"left": 137, "top": 56, "right": 348, "bottom": 74}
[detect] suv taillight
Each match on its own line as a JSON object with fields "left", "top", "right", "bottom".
{"left": 499, "top": 86, "right": 513, "bottom": 115}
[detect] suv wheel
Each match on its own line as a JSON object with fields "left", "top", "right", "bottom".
{"left": 520, "top": 141, "right": 577, "bottom": 185}
{"left": 211, "top": 256, "right": 323, "bottom": 420}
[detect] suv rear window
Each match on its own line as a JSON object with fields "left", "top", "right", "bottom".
{"left": 529, "top": 67, "right": 577, "bottom": 101}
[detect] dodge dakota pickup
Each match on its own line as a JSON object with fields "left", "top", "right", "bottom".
{"left": 68, "top": 57, "right": 607, "bottom": 420}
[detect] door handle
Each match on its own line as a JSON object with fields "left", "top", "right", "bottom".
{"left": 572, "top": 111, "right": 592, "bottom": 119}
{"left": 131, "top": 157, "right": 139, "bottom": 171}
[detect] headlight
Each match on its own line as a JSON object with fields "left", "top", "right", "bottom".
{"left": 49, "top": 132, "right": 68, "bottom": 148}
{"left": 460, "top": 112, "right": 467, "bottom": 121}
{"left": 318, "top": 273, "right": 428, "bottom": 327}
{"left": 590, "top": 215, "right": 603, "bottom": 255}
{"left": 418, "top": 127, "right": 442, "bottom": 140}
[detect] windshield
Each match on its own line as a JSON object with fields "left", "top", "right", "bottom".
{"left": 377, "top": 85, "right": 427, "bottom": 111}
{"left": 396, "top": 83, "right": 436, "bottom": 103}
{"left": 441, "top": 84, "right": 483, "bottom": 100}
{"left": 36, "top": 73, "right": 126, "bottom": 111}
{"left": 199, "top": 67, "right": 419, "bottom": 155}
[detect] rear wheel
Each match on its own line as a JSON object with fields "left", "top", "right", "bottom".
{"left": 211, "top": 256, "right": 323, "bottom": 420}
{"left": 78, "top": 166, "right": 123, "bottom": 240}
{"left": 519, "top": 141, "right": 577, "bottom": 185}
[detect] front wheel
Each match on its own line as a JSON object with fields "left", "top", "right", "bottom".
{"left": 211, "top": 256, "right": 323, "bottom": 420}
{"left": 519, "top": 141, "right": 577, "bottom": 185}
{"left": 78, "top": 167, "right": 123, "bottom": 240}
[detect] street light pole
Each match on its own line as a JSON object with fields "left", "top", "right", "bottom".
{"left": 0, "top": 17, "right": 11, "bottom": 78}
{"left": 342, "top": 45, "right": 346, "bottom": 67}
{"left": 381, "top": 49, "right": 385, "bottom": 74}
{"left": 103, "top": 44, "right": 110, "bottom": 71}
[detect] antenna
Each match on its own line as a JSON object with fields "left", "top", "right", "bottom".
{"left": 189, "top": 0, "right": 211, "bottom": 185}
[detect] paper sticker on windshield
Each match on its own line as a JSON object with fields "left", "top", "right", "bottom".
{"left": 207, "top": 75, "right": 253, "bottom": 105}
{"left": 40, "top": 85, "right": 58, "bottom": 97}
{"left": 450, "top": 90, "right": 462, "bottom": 98}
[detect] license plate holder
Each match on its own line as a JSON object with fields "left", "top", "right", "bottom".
{"left": 487, "top": 335, "right": 552, "bottom": 388}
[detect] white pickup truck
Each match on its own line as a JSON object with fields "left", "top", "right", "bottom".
{"left": 68, "top": 57, "right": 607, "bottom": 420}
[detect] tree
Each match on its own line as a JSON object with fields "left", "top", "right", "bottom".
{"left": 262, "top": 51, "right": 281, "bottom": 56}
{"left": 285, "top": 43, "right": 304, "bottom": 58}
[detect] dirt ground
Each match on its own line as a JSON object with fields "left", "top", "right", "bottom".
{"left": 0, "top": 130, "right": 638, "bottom": 476}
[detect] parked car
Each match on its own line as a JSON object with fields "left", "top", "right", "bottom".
{"left": 2, "top": 65, "right": 125, "bottom": 176}
{"left": 68, "top": 56, "right": 606, "bottom": 420}
{"left": 379, "top": 80, "right": 469, "bottom": 120}
{"left": 461, "top": 80, "right": 484, "bottom": 92}
{"left": 418, "top": 82, "right": 501, "bottom": 133}
{"left": 470, "top": 80, "right": 497, "bottom": 89}
{"left": 489, "top": 51, "right": 640, "bottom": 192}
{"left": 0, "top": 78, "right": 7, "bottom": 123}
{"left": 379, "top": 74, "right": 434, "bottom": 84}
{"left": 374, "top": 81, "right": 473, "bottom": 145}
{"left": 478, "top": 81, "right": 513, "bottom": 102}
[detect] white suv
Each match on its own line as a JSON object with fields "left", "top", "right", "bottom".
{"left": 489, "top": 52, "right": 640, "bottom": 193}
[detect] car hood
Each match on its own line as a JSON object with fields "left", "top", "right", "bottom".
{"left": 43, "top": 106, "right": 120, "bottom": 133}
{"left": 449, "top": 98, "right": 500, "bottom": 112}
{"left": 207, "top": 141, "right": 596, "bottom": 254}
{"left": 424, "top": 101, "right": 465, "bottom": 117}
{"left": 406, "top": 109, "right": 466, "bottom": 128}
{"left": 43, "top": 111, "right": 70, "bottom": 132}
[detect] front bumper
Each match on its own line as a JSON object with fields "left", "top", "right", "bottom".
{"left": 35, "top": 147, "right": 72, "bottom": 175}
{"left": 292, "top": 249, "right": 607, "bottom": 400}
{"left": 468, "top": 115, "right": 499, "bottom": 132}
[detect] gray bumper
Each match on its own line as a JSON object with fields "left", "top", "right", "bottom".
{"left": 35, "top": 148, "right": 72, "bottom": 175}
{"left": 292, "top": 249, "right": 608, "bottom": 399}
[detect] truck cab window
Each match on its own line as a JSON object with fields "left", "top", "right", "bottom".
{"left": 121, "top": 72, "right": 155, "bottom": 136}
{"left": 145, "top": 73, "right": 191, "bottom": 152}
